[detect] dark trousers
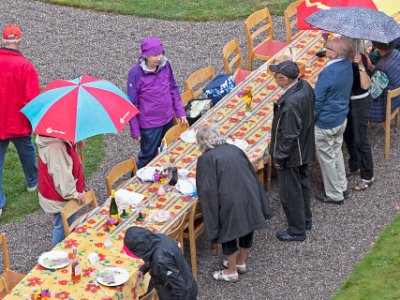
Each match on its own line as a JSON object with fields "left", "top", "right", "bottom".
{"left": 137, "top": 120, "right": 173, "bottom": 169}
{"left": 221, "top": 232, "right": 254, "bottom": 256}
{"left": 344, "top": 95, "right": 374, "bottom": 180}
{"left": 277, "top": 164, "right": 312, "bottom": 235}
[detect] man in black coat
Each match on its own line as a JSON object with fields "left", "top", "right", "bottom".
{"left": 269, "top": 61, "right": 315, "bottom": 242}
{"left": 124, "top": 226, "right": 198, "bottom": 300}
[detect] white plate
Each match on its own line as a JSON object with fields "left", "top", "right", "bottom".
{"left": 97, "top": 267, "right": 130, "bottom": 287}
{"left": 180, "top": 129, "right": 196, "bottom": 143}
{"left": 226, "top": 138, "right": 249, "bottom": 150}
{"left": 115, "top": 189, "right": 145, "bottom": 206}
{"left": 136, "top": 167, "right": 160, "bottom": 182}
{"left": 150, "top": 209, "right": 172, "bottom": 223}
{"left": 175, "top": 178, "right": 197, "bottom": 195}
{"left": 38, "top": 251, "right": 69, "bottom": 269}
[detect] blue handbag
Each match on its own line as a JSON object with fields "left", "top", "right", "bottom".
{"left": 203, "top": 74, "right": 236, "bottom": 105}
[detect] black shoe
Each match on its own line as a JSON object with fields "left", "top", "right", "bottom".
{"left": 316, "top": 195, "right": 344, "bottom": 205}
{"left": 305, "top": 222, "right": 313, "bottom": 231}
{"left": 276, "top": 231, "right": 306, "bottom": 242}
{"left": 343, "top": 190, "right": 351, "bottom": 200}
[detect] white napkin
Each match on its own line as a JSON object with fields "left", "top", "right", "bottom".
{"left": 175, "top": 178, "right": 196, "bottom": 195}
{"left": 115, "top": 189, "right": 144, "bottom": 206}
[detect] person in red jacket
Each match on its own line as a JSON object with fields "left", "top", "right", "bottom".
{"left": 0, "top": 25, "right": 40, "bottom": 217}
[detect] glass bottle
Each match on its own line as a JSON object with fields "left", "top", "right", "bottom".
{"left": 168, "top": 156, "right": 178, "bottom": 186}
{"left": 71, "top": 247, "right": 81, "bottom": 283}
{"left": 109, "top": 189, "right": 119, "bottom": 226}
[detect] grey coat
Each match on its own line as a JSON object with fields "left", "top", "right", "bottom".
{"left": 196, "top": 143, "right": 272, "bottom": 243}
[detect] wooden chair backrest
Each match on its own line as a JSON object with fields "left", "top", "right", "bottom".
{"left": 166, "top": 212, "right": 188, "bottom": 254}
{"left": 284, "top": 0, "right": 304, "bottom": 43}
{"left": 162, "top": 124, "right": 190, "bottom": 149}
{"left": 184, "top": 66, "right": 215, "bottom": 98}
{"left": 106, "top": 157, "right": 138, "bottom": 196}
{"left": 180, "top": 90, "right": 194, "bottom": 107}
{"left": 60, "top": 190, "right": 99, "bottom": 236}
{"left": 0, "top": 234, "right": 10, "bottom": 271}
{"left": 384, "top": 87, "right": 400, "bottom": 160}
{"left": 139, "top": 287, "right": 158, "bottom": 300}
{"left": 245, "top": 8, "right": 274, "bottom": 53}
{"left": 223, "top": 38, "right": 243, "bottom": 77}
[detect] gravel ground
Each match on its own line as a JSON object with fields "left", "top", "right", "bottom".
{"left": 1, "top": 1, "right": 400, "bottom": 299}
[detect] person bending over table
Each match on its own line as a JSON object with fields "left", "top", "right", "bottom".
{"left": 127, "top": 36, "right": 188, "bottom": 169}
{"left": 195, "top": 124, "right": 272, "bottom": 283}
{"left": 36, "top": 135, "right": 85, "bottom": 247}
{"left": 123, "top": 226, "right": 198, "bottom": 300}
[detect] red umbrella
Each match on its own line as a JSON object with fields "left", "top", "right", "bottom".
{"left": 21, "top": 75, "right": 139, "bottom": 142}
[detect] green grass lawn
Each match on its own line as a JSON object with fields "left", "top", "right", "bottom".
{"left": 332, "top": 213, "right": 400, "bottom": 300}
{"left": 0, "top": 135, "right": 104, "bottom": 223}
{"left": 39, "top": 0, "right": 294, "bottom": 20}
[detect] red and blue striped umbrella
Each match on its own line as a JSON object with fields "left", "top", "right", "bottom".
{"left": 21, "top": 75, "right": 139, "bottom": 142}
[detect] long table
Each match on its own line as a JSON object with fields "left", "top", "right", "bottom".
{"left": 4, "top": 29, "right": 327, "bottom": 300}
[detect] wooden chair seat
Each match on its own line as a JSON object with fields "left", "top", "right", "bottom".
{"left": 0, "top": 233, "right": 25, "bottom": 298}
{"left": 234, "top": 70, "right": 252, "bottom": 85}
{"left": 253, "top": 39, "right": 287, "bottom": 60}
{"left": 60, "top": 190, "right": 99, "bottom": 237}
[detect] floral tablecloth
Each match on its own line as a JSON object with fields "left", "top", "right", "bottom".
{"left": 4, "top": 29, "right": 328, "bottom": 300}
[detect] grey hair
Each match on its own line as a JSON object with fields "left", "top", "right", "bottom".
{"left": 342, "top": 37, "right": 367, "bottom": 58}
{"left": 196, "top": 123, "right": 225, "bottom": 153}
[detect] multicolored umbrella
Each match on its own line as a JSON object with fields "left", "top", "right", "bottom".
{"left": 21, "top": 75, "right": 139, "bottom": 143}
{"left": 304, "top": 6, "right": 400, "bottom": 43}
{"left": 298, "top": 0, "right": 400, "bottom": 30}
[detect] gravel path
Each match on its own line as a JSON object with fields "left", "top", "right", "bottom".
{"left": 1, "top": 1, "right": 400, "bottom": 299}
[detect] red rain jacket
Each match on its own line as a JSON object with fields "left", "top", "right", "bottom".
{"left": 0, "top": 48, "right": 40, "bottom": 139}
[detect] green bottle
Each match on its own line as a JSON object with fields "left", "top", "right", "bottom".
{"left": 109, "top": 189, "right": 119, "bottom": 226}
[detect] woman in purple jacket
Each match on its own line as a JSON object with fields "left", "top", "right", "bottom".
{"left": 127, "top": 37, "right": 188, "bottom": 168}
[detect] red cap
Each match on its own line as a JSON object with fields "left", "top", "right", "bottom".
{"left": 2, "top": 25, "right": 22, "bottom": 42}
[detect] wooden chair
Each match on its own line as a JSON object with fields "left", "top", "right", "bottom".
{"left": 106, "top": 157, "right": 138, "bottom": 196}
{"left": 180, "top": 90, "right": 194, "bottom": 107}
{"left": 161, "top": 123, "right": 190, "bottom": 149}
{"left": 139, "top": 288, "right": 158, "bottom": 300}
{"left": 183, "top": 200, "right": 205, "bottom": 278}
{"left": 166, "top": 212, "right": 188, "bottom": 254}
{"left": 245, "top": 7, "right": 287, "bottom": 70}
{"left": 184, "top": 66, "right": 215, "bottom": 98}
{"left": 257, "top": 157, "right": 272, "bottom": 192}
{"left": 223, "top": 38, "right": 252, "bottom": 84}
{"left": 60, "top": 189, "right": 99, "bottom": 237}
{"left": 284, "top": 0, "right": 304, "bottom": 43}
{"left": 0, "top": 233, "right": 25, "bottom": 298}
{"left": 384, "top": 87, "right": 400, "bottom": 160}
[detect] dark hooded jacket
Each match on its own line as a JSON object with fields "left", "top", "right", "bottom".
{"left": 196, "top": 143, "right": 272, "bottom": 243}
{"left": 124, "top": 226, "right": 197, "bottom": 300}
{"left": 269, "top": 79, "right": 315, "bottom": 168}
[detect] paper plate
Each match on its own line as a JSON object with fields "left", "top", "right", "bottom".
{"left": 136, "top": 167, "right": 159, "bottom": 182}
{"left": 115, "top": 189, "right": 145, "bottom": 206}
{"left": 226, "top": 138, "right": 249, "bottom": 150}
{"left": 180, "top": 130, "right": 196, "bottom": 143}
{"left": 175, "top": 178, "right": 197, "bottom": 195}
{"left": 38, "top": 250, "right": 69, "bottom": 269}
{"left": 150, "top": 210, "right": 172, "bottom": 223}
{"left": 97, "top": 267, "right": 130, "bottom": 287}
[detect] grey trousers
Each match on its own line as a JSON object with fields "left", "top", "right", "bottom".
{"left": 315, "top": 120, "right": 347, "bottom": 201}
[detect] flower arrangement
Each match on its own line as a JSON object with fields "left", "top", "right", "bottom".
{"left": 153, "top": 169, "right": 169, "bottom": 184}
{"left": 31, "top": 289, "right": 51, "bottom": 300}
{"left": 237, "top": 88, "right": 253, "bottom": 113}
{"left": 103, "top": 218, "right": 117, "bottom": 232}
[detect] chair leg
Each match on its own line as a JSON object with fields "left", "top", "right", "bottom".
{"left": 247, "top": 52, "right": 253, "bottom": 71}
{"left": 385, "top": 118, "right": 391, "bottom": 160}
{"left": 266, "top": 162, "right": 272, "bottom": 192}
{"left": 189, "top": 235, "right": 198, "bottom": 278}
{"left": 257, "top": 167, "right": 264, "bottom": 187}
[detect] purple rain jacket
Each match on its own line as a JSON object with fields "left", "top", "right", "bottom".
{"left": 127, "top": 56, "right": 185, "bottom": 139}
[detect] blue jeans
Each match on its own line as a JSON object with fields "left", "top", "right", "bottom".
{"left": 0, "top": 136, "right": 38, "bottom": 209}
{"left": 51, "top": 211, "right": 79, "bottom": 248}
{"left": 137, "top": 120, "right": 174, "bottom": 169}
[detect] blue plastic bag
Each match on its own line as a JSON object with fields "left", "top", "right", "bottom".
{"left": 203, "top": 74, "right": 236, "bottom": 105}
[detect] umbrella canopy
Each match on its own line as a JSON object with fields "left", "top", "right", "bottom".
{"left": 297, "top": 0, "right": 399, "bottom": 30}
{"left": 304, "top": 6, "right": 400, "bottom": 43}
{"left": 21, "top": 75, "right": 139, "bottom": 143}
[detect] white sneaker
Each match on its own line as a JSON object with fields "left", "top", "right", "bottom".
{"left": 27, "top": 184, "right": 38, "bottom": 192}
